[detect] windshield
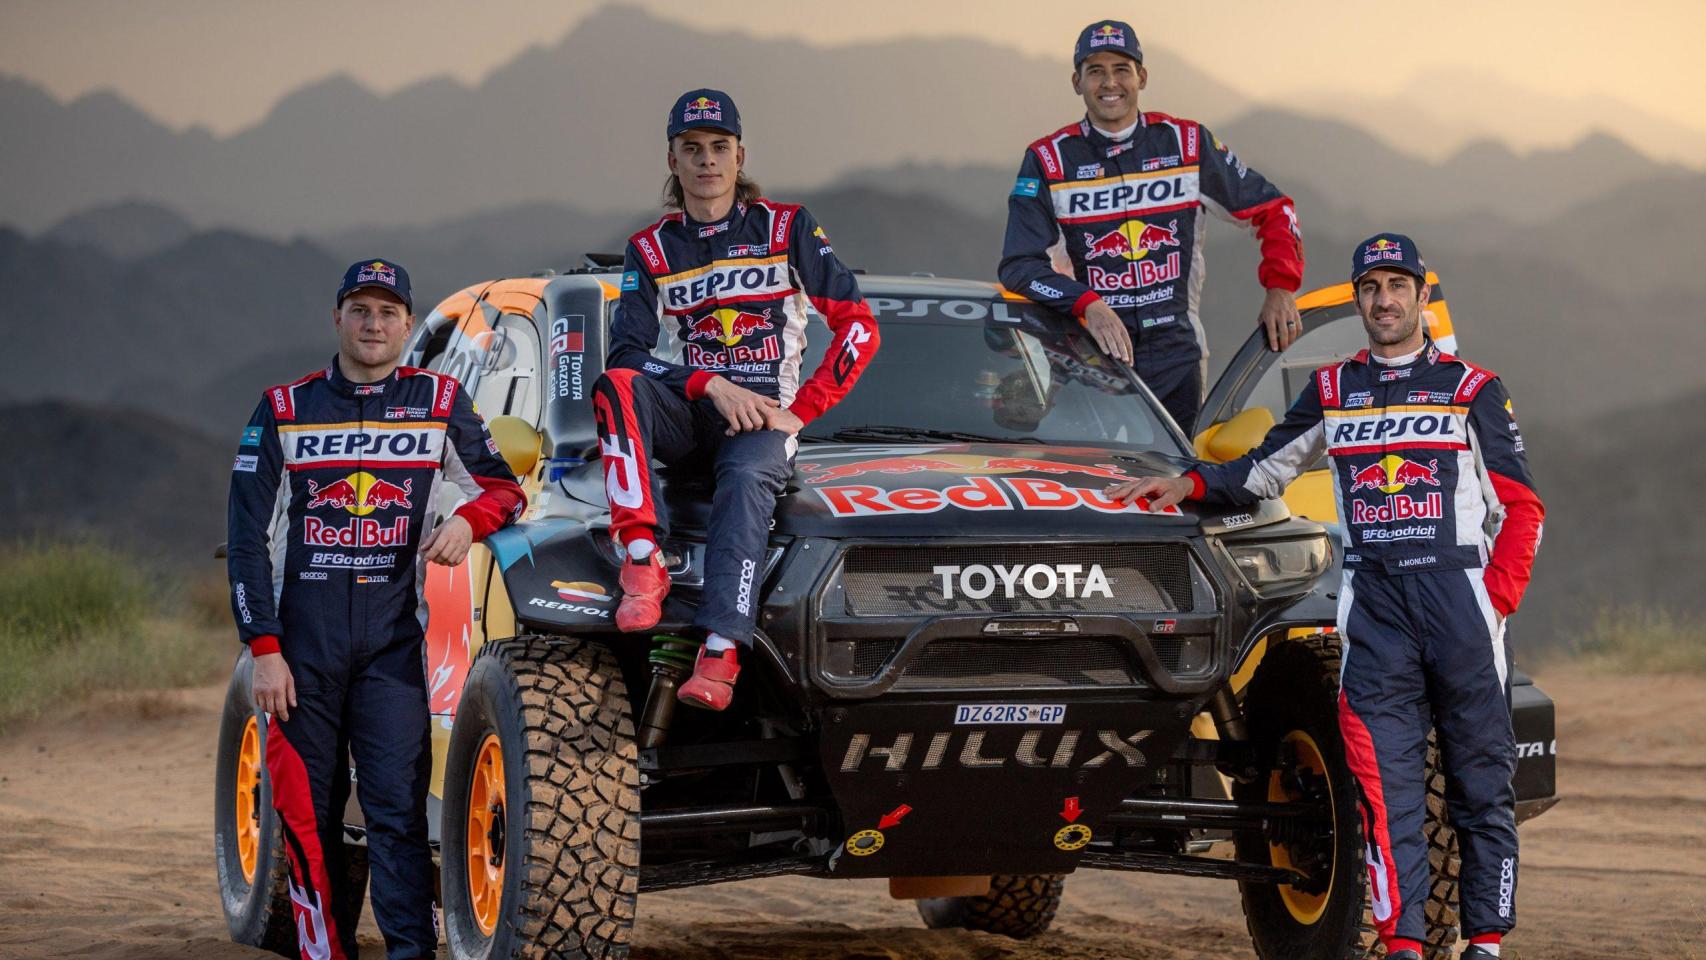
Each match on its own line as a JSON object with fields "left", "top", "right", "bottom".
{"left": 798, "top": 294, "right": 1187, "bottom": 455}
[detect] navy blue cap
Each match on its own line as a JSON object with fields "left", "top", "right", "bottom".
{"left": 1075, "top": 20, "right": 1142, "bottom": 66}
{"left": 336, "top": 258, "right": 412, "bottom": 311}
{"left": 1351, "top": 233, "right": 1427, "bottom": 284}
{"left": 667, "top": 88, "right": 741, "bottom": 140}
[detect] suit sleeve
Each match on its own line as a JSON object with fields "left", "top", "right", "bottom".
{"left": 606, "top": 241, "right": 718, "bottom": 401}
{"left": 1469, "top": 378, "right": 1544, "bottom": 616}
{"left": 442, "top": 381, "right": 527, "bottom": 540}
{"left": 1195, "top": 123, "right": 1305, "bottom": 293}
{"left": 226, "top": 397, "right": 286, "bottom": 655}
{"left": 786, "top": 206, "right": 881, "bottom": 424}
{"left": 1186, "top": 378, "right": 1326, "bottom": 506}
{"left": 998, "top": 151, "right": 1100, "bottom": 318}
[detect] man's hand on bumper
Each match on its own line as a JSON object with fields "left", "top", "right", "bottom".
{"left": 1103, "top": 476, "right": 1194, "bottom": 511}
{"left": 1259, "top": 287, "right": 1302, "bottom": 351}
{"left": 421, "top": 515, "right": 473, "bottom": 566}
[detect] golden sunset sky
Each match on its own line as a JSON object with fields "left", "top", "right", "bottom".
{"left": 3, "top": 0, "right": 1702, "bottom": 163}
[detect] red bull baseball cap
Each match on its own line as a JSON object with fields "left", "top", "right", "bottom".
{"left": 1351, "top": 232, "right": 1427, "bottom": 284}
{"left": 668, "top": 88, "right": 741, "bottom": 140}
{"left": 1075, "top": 20, "right": 1142, "bottom": 66}
{"left": 336, "top": 258, "right": 412, "bottom": 311}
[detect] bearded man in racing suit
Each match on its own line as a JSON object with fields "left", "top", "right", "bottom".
{"left": 596, "top": 88, "right": 879, "bottom": 711}
{"left": 228, "top": 258, "right": 525, "bottom": 959}
{"left": 1105, "top": 234, "right": 1543, "bottom": 960}
{"left": 1000, "top": 18, "right": 1306, "bottom": 432}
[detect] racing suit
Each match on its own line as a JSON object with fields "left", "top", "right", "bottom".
{"left": 598, "top": 198, "right": 878, "bottom": 642}
{"left": 228, "top": 359, "right": 525, "bottom": 960}
{"left": 999, "top": 113, "right": 1304, "bottom": 430}
{"left": 1186, "top": 341, "right": 1543, "bottom": 953}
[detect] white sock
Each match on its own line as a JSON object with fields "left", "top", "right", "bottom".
{"left": 704, "top": 633, "right": 737, "bottom": 653}
{"left": 1473, "top": 944, "right": 1501, "bottom": 957}
{"left": 625, "top": 538, "right": 655, "bottom": 561}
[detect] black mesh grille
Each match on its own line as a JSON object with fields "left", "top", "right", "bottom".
{"left": 890, "top": 638, "right": 1139, "bottom": 690}
{"left": 851, "top": 640, "right": 899, "bottom": 677}
{"left": 1151, "top": 637, "right": 1184, "bottom": 672}
{"left": 840, "top": 544, "right": 1192, "bottom": 617}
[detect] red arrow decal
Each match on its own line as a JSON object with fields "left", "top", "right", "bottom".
{"left": 878, "top": 804, "right": 912, "bottom": 830}
{"left": 1061, "top": 796, "right": 1081, "bottom": 822}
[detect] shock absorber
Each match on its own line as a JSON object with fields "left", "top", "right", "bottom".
{"left": 638, "top": 634, "right": 697, "bottom": 749}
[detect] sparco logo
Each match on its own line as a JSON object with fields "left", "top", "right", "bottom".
{"left": 932, "top": 563, "right": 1113, "bottom": 600}
{"left": 736, "top": 558, "right": 756, "bottom": 615}
{"left": 1498, "top": 857, "right": 1514, "bottom": 917}
{"left": 234, "top": 583, "right": 253, "bottom": 624}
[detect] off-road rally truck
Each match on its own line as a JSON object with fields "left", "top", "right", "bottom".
{"left": 215, "top": 265, "right": 1558, "bottom": 959}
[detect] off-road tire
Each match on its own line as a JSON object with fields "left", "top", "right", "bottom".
{"left": 214, "top": 652, "right": 374, "bottom": 957}
{"left": 916, "top": 874, "right": 1066, "bottom": 939}
{"left": 440, "top": 636, "right": 640, "bottom": 960}
{"left": 1236, "top": 634, "right": 1460, "bottom": 960}
{"left": 214, "top": 651, "right": 296, "bottom": 957}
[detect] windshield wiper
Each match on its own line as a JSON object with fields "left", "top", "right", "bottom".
{"left": 804, "top": 425, "right": 1044, "bottom": 445}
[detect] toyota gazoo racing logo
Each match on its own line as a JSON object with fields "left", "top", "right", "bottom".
{"left": 1346, "top": 455, "right": 1444, "bottom": 525}
{"left": 932, "top": 562, "right": 1114, "bottom": 601}
{"left": 302, "top": 471, "right": 414, "bottom": 548}
{"left": 1083, "top": 218, "right": 1180, "bottom": 260}
{"left": 800, "top": 453, "right": 1183, "bottom": 519}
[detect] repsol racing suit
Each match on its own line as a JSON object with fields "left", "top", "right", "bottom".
{"left": 598, "top": 198, "right": 878, "bottom": 642}
{"left": 1000, "top": 113, "right": 1304, "bottom": 430}
{"left": 228, "top": 359, "right": 524, "bottom": 959}
{"left": 1186, "top": 341, "right": 1543, "bottom": 953}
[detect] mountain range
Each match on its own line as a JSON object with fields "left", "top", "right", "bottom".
{"left": 0, "top": 4, "right": 1692, "bottom": 236}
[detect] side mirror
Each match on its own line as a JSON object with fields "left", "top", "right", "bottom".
{"left": 1197, "top": 407, "right": 1277, "bottom": 463}
{"left": 487, "top": 416, "right": 543, "bottom": 479}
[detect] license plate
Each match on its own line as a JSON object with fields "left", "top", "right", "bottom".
{"left": 952, "top": 703, "right": 1066, "bottom": 725}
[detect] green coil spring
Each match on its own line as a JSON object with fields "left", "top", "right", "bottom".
{"left": 649, "top": 634, "right": 699, "bottom": 672}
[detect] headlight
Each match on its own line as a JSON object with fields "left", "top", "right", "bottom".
{"left": 1226, "top": 534, "right": 1331, "bottom": 597}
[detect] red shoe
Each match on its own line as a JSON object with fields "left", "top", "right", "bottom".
{"left": 615, "top": 552, "right": 670, "bottom": 633}
{"left": 677, "top": 645, "right": 740, "bottom": 711}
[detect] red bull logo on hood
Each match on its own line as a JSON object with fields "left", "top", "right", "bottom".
{"left": 684, "top": 307, "right": 774, "bottom": 346}
{"left": 1083, "top": 219, "right": 1180, "bottom": 261}
{"left": 305, "top": 471, "right": 414, "bottom": 515}
{"left": 801, "top": 453, "right": 1181, "bottom": 519}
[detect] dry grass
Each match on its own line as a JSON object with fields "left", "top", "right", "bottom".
{"left": 0, "top": 542, "right": 229, "bottom": 732}
{"left": 1563, "top": 604, "right": 1706, "bottom": 674}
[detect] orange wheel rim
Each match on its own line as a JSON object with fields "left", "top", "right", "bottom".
{"left": 1268, "top": 730, "right": 1332, "bottom": 924}
{"left": 466, "top": 734, "right": 506, "bottom": 936}
{"left": 235, "top": 714, "right": 263, "bottom": 884}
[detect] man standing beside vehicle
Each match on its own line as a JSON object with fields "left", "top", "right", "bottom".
{"left": 228, "top": 259, "right": 525, "bottom": 960}
{"left": 1000, "top": 19, "right": 1306, "bottom": 432}
{"left": 597, "top": 88, "right": 879, "bottom": 711}
{"left": 1103, "top": 235, "right": 1543, "bottom": 960}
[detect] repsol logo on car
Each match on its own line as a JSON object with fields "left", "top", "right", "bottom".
{"left": 932, "top": 563, "right": 1113, "bottom": 600}
{"left": 840, "top": 729, "right": 1153, "bottom": 772}
{"left": 1324, "top": 408, "right": 1467, "bottom": 450}
{"left": 815, "top": 476, "right": 1183, "bottom": 518}
{"left": 1051, "top": 169, "right": 1199, "bottom": 223}
{"left": 658, "top": 256, "right": 791, "bottom": 313}
{"left": 279, "top": 423, "right": 447, "bottom": 468}
{"left": 303, "top": 515, "right": 410, "bottom": 548}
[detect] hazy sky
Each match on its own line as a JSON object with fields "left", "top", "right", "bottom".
{"left": 4, "top": 0, "right": 1704, "bottom": 156}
